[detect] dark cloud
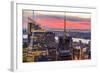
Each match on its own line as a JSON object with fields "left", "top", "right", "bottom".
{"left": 33, "top": 14, "right": 91, "bottom": 22}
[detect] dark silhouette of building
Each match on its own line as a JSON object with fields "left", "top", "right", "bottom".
{"left": 58, "top": 36, "right": 73, "bottom": 60}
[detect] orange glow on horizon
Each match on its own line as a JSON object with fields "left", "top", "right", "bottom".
{"left": 34, "top": 17, "right": 90, "bottom": 30}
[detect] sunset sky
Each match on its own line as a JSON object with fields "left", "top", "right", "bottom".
{"left": 23, "top": 10, "right": 91, "bottom": 30}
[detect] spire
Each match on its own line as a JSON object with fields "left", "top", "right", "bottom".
{"left": 64, "top": 12, "right": 67, "bottom": 39}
